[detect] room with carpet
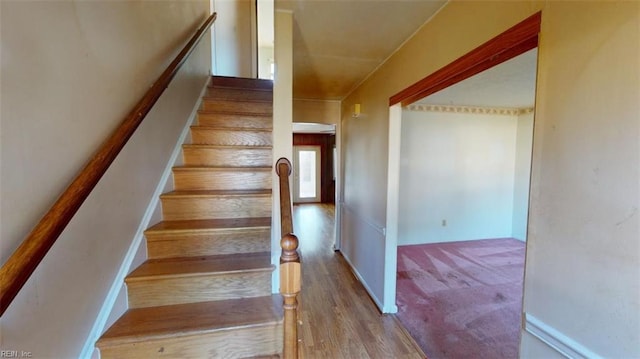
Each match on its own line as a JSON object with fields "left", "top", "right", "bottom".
{"left": 395, "top": 49, "right": 537, "bottom": 359}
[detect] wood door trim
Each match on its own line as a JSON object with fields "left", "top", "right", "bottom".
{"left": 389, "top": 12, "right": 541, "bottom": 107}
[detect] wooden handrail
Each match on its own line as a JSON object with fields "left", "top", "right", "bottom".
{"left": 0, "top": 13, "right": 217, "bottom": 316}
{"left": 275, "top": 158, "right": 301, "bottom": 358}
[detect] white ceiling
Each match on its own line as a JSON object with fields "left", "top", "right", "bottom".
{"left": 277, "top": 0, "right": 446, "bottom": 100}
{"left": 416, "top": 48, "right": 538, "bottom": 108}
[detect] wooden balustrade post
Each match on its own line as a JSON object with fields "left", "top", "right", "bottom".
{"left": 275, "top": 157, "right": 300, "bottom": 358}
{"left": 280, "top": 234, "right": 300, "bottom": 359}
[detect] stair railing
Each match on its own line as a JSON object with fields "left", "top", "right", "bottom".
{"left": 275, "top": 158, "right": 301, "bottom": 358}
{"left": 0, "top": 13, "right": 217, "bottom": 317}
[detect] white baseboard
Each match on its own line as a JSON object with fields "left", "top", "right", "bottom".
{"left": 79, "top": 77, "right": 209, "bottom": 359}
{"left": 524, "top": 313, "right": 603, "bottom": 359}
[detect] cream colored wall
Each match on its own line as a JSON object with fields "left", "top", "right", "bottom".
{"left": 398, "top": 110, "right": 519, "bottom": 245}
{"left": 342, "top": 1, "right": 639, "bottom": 356}
{"left": 271, "top": 9, "right": 293, "bottom": 292}
{"left": 522, "top": 3, "right": 639, "bottom": 357}
{"left": 212, "top": 0, "right": 254, "bottom": 77}
{"left": 512, "top": 111, "right": 534, "bottom": 241}
{"left": 293, "top": 99, "right": 340, "bottom": 125}
{"left": 0, "top": 1, "right": 211, "bottom": 357}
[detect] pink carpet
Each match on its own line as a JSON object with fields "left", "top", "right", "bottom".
{"left": 396, "top": 238, "right": 525, "bottom": 359}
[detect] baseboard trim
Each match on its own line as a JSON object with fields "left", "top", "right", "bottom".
{"left": 79, "top": 77, "right": 209, "bottom": 359}
{"left": 524, "top": 313, "right": 603, "bottom": 359}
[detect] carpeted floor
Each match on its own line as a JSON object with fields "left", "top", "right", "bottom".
{"left": 396, "top": 238, "right": 525, "bottom": 359}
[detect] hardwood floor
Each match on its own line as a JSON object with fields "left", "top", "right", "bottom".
{"left": 293, "top": 203, "right": 425, "bottom": 358}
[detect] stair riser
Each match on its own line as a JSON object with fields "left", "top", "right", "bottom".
{"left": 146, "top": 228, "right": 271, "bottom": 259}
{"left": 98, "top": 322, "right": 282, "bottom": 359}
{"left": 127, "top": 271, "right": 272, "bottom": 308}
{"left": 183, "top": 147, "right": 272, "bottom": 167}
{"left": 202, "top": 99, "right": 272, "bottom": 114}
{"left": 211, "top": 76, "right": 273, "bottom": 90}
{"left": 191, "top": 129, "right": 272, "bottom": 146}
{"left": 197, "top": 113, "right": 273, "bottom": 129}
{"left": 205, "top": 87, "right": 272, "bottom": 102}
{"left": 161, "top": 196, "right": 272, "bottom": 220}
{"left": 173, "top": 170, "right": 271, "bottom": 191}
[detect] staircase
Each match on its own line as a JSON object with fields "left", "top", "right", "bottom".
{"left": 96, "top": 76, "right": 283, "bottom": 358}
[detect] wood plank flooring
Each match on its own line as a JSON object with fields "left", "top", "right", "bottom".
{"left": 293, "top": 203, "right": 425, "bottom": 358}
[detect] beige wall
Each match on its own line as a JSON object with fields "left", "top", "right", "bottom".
{"left": 271, "top": 9, "right": 293, "bottom": 292}
{"left": 522, "top": 3, "right": 638, "bottom": 357}
{"left": 213, "top": 0, "right": 255, "bottom": 77}
{"left": 0, "top": 1, "right": 211, "bottom": 357}
{"left": 398, "top": 109, "right": 519, "bottom": 245}
{"left": 293, "top": 99, "right": 340, "bottom": 125}
{"left": 341, "top": 1, "right": 639, "bottom": 357}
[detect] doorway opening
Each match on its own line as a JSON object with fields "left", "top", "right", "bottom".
{"left": 292, "top": 122, "right": 337, "bottom": 205}
{"left": 385, "top": 12, "right": 541, "bottom": 358}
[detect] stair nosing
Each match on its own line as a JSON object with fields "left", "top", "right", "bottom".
{"left": 126, "top": 252, "right": 274, "bottom": 281}
{"left": 172, "top": 166, "right": 272, "bottom": 171}
{"left": 160, "top": 189, "right": 272, "bottom": 199}
{"left": 145, "top": 227, "right": 271, "bottom": 241}
{"left": 182, "top": 144, "right": 273, "bottom": 149}
{"left": 197, "top": 110, "right": 273, "bottom": 117}
{"left": 125, "top": 265, "right": 275, "bottom": 282}
{"left": 208, "top": 84, "right": 273, "bottom": 92}
{"left": 97, "top": 320, "right": 280, "bottom": 348}
{"left": 202, "top": 96, "right": 272, "bottom": 104}
{"left": 191, "top": 126, "right": 273, "bottom": 132}
{"left": 145, "top": 218, "right": 272, "bottom": 236}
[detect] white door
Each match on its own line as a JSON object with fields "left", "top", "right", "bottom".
{"left": 293, "top": 146, "right": 321, "bottom": 203}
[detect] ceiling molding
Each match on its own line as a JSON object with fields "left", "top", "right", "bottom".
{"left": 406, "top": 104, "right": 534, "bottom": 116}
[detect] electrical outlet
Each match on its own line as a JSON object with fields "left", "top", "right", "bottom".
{"left": 442, "top": 219, "right": 447, "bottom": 227}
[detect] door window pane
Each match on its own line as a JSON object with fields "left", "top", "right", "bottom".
{"left": 299, "top": 150, "right": 316, "bottom": 198}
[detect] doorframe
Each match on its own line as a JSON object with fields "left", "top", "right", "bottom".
{"left": 382, "top": 12, "right": 542, "bottom": 313}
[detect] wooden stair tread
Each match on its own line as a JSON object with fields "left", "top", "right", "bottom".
{"left": 98, "top": 296, "right": 282, "bottom": 346}
{"left": 203, "top": 96, "right": 271, "bottom": 103}
{"left": 183, "top": 144, "right": 272, "bottom": 150}
{"left": 173, "top": 166, "right": 271, "bottom": 171}
{"left": 127, "top": 252, "right": 272, "bottom": 280}
{"left": 198, "top": 109, "right": 272, "bottom": 117}
{"left": 146, "top": 217, "right": 270, "bottom": 234}
{"left": 191, "top": 125, "right": 272, "bottom": 132}
{"left": 160, "top": 189, "right": 272, "bottom": 198}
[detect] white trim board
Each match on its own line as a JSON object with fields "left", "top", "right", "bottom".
{"left": 79, "top": 77, "right": 210, "bottom": 359}
{"left": 383, "top": 104, "right": 402, "bottom": 314}
{"left": 524, "top": 313, "right": 603, "bottom": 359}
{"left": 341, "top": 202, "right": 385, "bottom": 236}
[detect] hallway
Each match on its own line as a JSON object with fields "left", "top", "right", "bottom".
{"left": 292, "top": 203, "right": 424, "bottom": 358}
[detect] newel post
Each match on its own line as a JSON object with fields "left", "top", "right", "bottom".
{"left": 280, "top": 234, "right": 300, "bottom": 358}
{"left": 275, "top": 158, "right": 300, "bottom": 358}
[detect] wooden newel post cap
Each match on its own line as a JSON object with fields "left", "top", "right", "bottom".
{"left": 275, "top": 157, "right": 292, "bottom": 176}
{"left": 280, "top": 234, "right": 299, "bottom": 263}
